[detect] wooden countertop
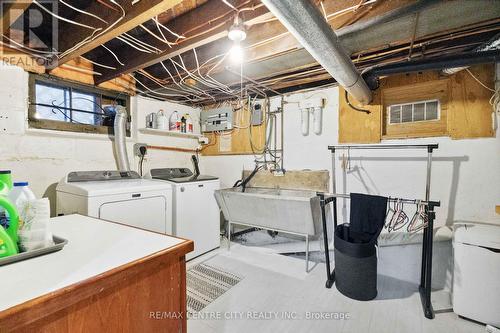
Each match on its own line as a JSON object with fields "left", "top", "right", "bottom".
{"left": 0, "top": 214, "right": 193, "bottom": 332}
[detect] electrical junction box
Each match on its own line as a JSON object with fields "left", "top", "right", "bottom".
{"left": 299, "top": 97, "right": 325, "bottom": 109}
{"left": 251, "top": 101, "right": 264, "bottom": 126}
{"left": 201, "top": 106, "right": 233, "bottom": 132}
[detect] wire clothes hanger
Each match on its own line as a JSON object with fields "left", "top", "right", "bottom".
{"left": 407, "top": 200, "right": 428, "bottom": 233}
{"left": 385, "top": 198, "right": 409, "bottom": 232}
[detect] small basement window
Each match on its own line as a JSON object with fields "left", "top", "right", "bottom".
{"left": 388, "top": 100, "right": 440, "bottom": 124}
{"left": 28, "top": 75, "right": 130, "bottom": 135}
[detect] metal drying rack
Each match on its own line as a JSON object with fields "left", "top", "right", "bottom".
{"left": 318, "top": 144, "right": 440, "bottom": 319}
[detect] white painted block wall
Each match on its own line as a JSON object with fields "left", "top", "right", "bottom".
{"left": 0, "top": 63, "right": 199, "bottom": 214}
{"left": 201, "top": 73, "right": 500, "bottom": 226}
{"left": 134, "top": 96, "right": 201, "bottom": 174}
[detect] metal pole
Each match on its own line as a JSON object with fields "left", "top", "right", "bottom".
{"left": 274, "top": 107, "right": 278, "bottom": 168}
{"left": 322, "top": 193, "right": 439, "bottom": 207}
{"left": 328, "top": 144, "right": 439, "bottom": 150}
{"left": 305, "top": 234, "right": 309, "bottom": 273}
{"left": 421, "top": 148, "right": 433, "bottom": 289}
{"left": 424, "top": 208, "right": 435, "bottom": 319}
{"left": 228, "top": 222, "right": 231, "bottom": 251}
{"left": 331, "top": 149, "right": 336, "bottom": 193}
{"left": 319, "top": 193, "right": 334, "bottom": 288}
{"left": 425, "top": 149, "right": 433, "bottom": 202}
{"left": 280, "top": 96, "right": 284, "bottom": 170}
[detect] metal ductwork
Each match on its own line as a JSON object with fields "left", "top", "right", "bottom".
{"left": 261, "top": 0, "right": 372, "bottom": 104}
{"left": 365, "top": 50, "right": 500, "bottom": 77}
{"left": 113, "top": 105, "right": 131, "bottom": 172}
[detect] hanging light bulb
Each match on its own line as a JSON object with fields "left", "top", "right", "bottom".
{"left": 228, "top": 15, "right": 246, "bottom": 42}
{"left": 229, "top": 42, "right": 243, "bottom": 64}
{"left": 228, "top": 15, "right": 245, "bottom": 64}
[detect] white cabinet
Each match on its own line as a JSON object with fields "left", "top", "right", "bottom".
{"left": 453, "top": 222, "right": 500, "bottom": 326}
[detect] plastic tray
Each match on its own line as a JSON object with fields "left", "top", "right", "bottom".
{"left": 0, "top": 235, "right": 68, "bottom": 266}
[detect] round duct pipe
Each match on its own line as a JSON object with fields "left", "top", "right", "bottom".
{"left": 261, "top": 0, "right": 372, "bottom": 105}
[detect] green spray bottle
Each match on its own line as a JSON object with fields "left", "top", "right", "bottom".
{"left": 0, "top": 171, "right": 19, "bottom": 257}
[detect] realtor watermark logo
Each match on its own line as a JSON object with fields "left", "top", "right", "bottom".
{"left": 149, "top": 311, "right": 351, "bottom": 321}
{"left": 0, "top": 0, "right": 58, "bottom": 68}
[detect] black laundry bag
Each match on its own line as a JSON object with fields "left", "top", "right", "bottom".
{"left": 334, "top": 224, "right": 378, "bottom": 301}
{"left": 333, "top": 193, "right": 388, "bottom": 301}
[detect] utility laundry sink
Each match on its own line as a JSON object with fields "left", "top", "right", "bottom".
{"left": 215, "top": 187, "right": 325, "bottom": 238}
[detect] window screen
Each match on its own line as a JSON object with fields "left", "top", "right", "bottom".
{"left": 388, "top": 100, "right": 440, "bottom": 125}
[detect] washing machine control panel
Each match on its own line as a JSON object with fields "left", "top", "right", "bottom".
{"left": 67, "top": 170, "right": 141, "bottom": 182}
{"left": 150, "top": 168, "right": 193, "bottom": 180}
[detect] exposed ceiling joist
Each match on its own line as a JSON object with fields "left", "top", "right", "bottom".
{"left": 94, "top": 0, "right": 271, "bottom": 85}
{"left": 138, "top": 0, "right": 419, "bottom": 87}
{"left": 206, "top": 0, "right": 500, "bottom": 89}
{"left": 54, "top": 0, "right": 182, "bottom": 67}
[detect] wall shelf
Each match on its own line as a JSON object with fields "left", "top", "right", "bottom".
{"left": 138, "top": 128, "right": 202, "bottom": 139}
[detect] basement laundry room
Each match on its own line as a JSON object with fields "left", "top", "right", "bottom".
{"left": 0, "top": 0, "right": 500, "bottom": 332}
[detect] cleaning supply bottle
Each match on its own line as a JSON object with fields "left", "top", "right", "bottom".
{"left": 0, "top": 180, "right": 19, "bottom": 257}
{"left": 180, "top": 116, "right": 187, "bottom": 133}
{"left": 156, "top": 109, "right": 168, "bottom": 130}
{"left": 169, "top": 111, "right": 180, "bottom": 132}
{"left": 9, "top": 182, "right": 36, "bottom": 229}
{"left": 0, "top": 171, "right": 13, "bottom": 189}
{"left": 185, "top": 113, "right": 193, "bottom": 133}
{"left": 0, "top": 170, "right": 13, "bottom": 229}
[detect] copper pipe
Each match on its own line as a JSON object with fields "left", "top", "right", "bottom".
{"left": 147, "top": 145, "right": 200, "bottom": 153}
{"left": 97, "top": 0, "right": 119, "bottom": 12}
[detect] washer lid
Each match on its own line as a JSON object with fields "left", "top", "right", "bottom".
{"left": 56, "top": 178, "right": 172, "bottom": 197}
{"left": 454, "top": 222, "right": 500, "bottom": 249}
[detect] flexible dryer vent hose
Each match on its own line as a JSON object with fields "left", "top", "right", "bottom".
{"left": 114, "top": 105, "right": 131, "bottom": 172}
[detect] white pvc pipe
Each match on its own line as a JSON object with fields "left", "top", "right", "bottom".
{"left": 301, "top": 108, "right": 310, "bottom": 136}
{"left": 313, "top": 106, "right": 322, "bottom": 135}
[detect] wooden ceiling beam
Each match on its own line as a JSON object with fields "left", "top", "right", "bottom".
{"left": 94, "top": 0, "right": 270, "bottom": 85}
{"left": 54, "top": 0, "right": 182, "bottom": 67}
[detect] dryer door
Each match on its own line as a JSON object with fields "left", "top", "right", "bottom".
{"left": 99, "top": 196, "right": 167, "bottom": 233}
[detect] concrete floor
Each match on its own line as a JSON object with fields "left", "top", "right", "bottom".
{"left": 186, "top": 239, "right": 485, "bottom": 333}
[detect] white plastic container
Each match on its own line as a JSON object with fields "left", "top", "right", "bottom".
{"left": 184, "top": 113, "right": 193, "bottom": 133}
{"left": 8, "top": 182, "right": 36, "bottom": 227}
{"left": 18, "top": 198, "right": 53, "bottom": 251}
{"left": 156, "top": 109, "right": 168, "bottom": 130}
{"left": 169, "top": 111, "right": 180, "bottom": 131}
{"left": 453, "top": 222, "right": 500, "bottom": 326}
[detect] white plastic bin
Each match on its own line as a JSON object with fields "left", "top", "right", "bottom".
{"left": 453, "top": 222, "right": 500, "bottom": 326}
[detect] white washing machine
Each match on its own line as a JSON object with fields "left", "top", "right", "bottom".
{"left": 147, "top": 161, "right": 220, "bottom": 260}
{"left": 56, "top": 171, "right": 172, "bottom": 234}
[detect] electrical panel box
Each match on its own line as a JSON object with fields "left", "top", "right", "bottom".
{"left": 201, "top": 106, "right": 233, "bottom": 132}
{"left": 251, "top": 101, "right": 264, "bottom": 126}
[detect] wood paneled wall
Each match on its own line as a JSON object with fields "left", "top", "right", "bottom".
{"left": 339, "top": 64, "right": 495, "bottom": 143}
